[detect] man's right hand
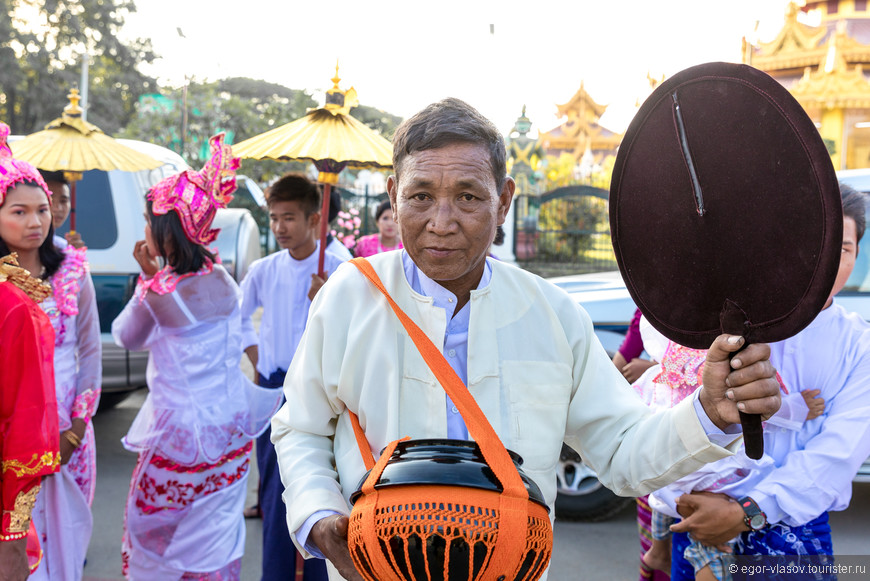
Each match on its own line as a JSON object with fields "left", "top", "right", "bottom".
{"left": 310, "top": 514, "right": 364, "bottom": 580}
{"left": 0, "top": 538, "right": 30, "bottom": 581}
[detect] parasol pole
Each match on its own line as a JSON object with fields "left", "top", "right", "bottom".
{"left": 317, "top": 171, "right": 340, "bottom": 278}
{"left": 64, "top": 171, "right": 83, "bottom": 233}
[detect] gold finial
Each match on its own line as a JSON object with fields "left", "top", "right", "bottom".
{"left": 330, "top": 60, "right": 341, "bottom": 92}
{"left": 64, "top": 89, "right": 82, "bottom": 118}
{"left": 323, "top": 61, "right": 358, "bottom": 115}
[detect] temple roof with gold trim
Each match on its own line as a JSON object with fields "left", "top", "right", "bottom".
{"left": 790, "top": 25, "right": 870, "bottom": 108}
{"left": 538, "top": 82, "right": 621, "bottom": 162}
{"left": 749, "top": 1, "right": 870, "bottom": 74}
{"left": 553, "top": 82, "right": 608, "bottom": 119}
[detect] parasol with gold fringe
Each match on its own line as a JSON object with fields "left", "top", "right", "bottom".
{"left": 10, "top": 89, "right": 162, "bottom": 231}
{"left": 232, "top": 65, "right": 393, "bottom": 276}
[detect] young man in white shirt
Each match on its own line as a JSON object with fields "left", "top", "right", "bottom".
{"left": 240, "top": 173, "right": 346, "bottom": 581}
{"left": 668, "top": 184, "right": 870, "bottom": 580}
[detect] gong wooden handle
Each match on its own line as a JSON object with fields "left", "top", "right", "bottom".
{"left": 720, "top": 300, "right": 763, "bottom": 460}
{"left": 739, "top": 410, "right": 764, "bottom": 460}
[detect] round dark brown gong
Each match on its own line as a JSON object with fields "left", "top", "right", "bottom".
{"left": 610, "top": 62, "right": 842, "bottom": 458}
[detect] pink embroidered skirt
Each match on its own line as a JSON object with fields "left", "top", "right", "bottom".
{"left": 122, "top": 437, "right": 253, "bottom": 580}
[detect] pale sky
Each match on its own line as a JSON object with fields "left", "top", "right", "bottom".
{"left": 121, "top": 0, "right": 797, "bottom": 136}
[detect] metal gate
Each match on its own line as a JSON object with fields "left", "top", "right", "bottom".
{"left": 514, "top": 185, "right": 616, "bottom": 275}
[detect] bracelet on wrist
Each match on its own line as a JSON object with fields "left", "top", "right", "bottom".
{"left": 62, "top": 430, "right": 82, "bottom": 448}
{"left": 0, "top": 530, "right": 28, "bottom": 541}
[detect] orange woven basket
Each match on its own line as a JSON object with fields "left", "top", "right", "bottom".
{"left": 346, "top": 258, "right": 554, "bottom": 581}
{"left": 348, "top": 439, "right": 552, "bottom": 581}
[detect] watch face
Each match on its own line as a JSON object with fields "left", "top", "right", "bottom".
{"left": 749, "top": 514, "right": 766, "bottom": 530}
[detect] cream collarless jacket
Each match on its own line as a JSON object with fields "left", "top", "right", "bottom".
{"left": 271, "top": 251, "right": 734, "bottom": 576}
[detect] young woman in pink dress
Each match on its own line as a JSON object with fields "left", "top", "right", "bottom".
{"left": 112, "top": 134, "right": 281, "bottom": 580}
{"left": 354, "top": 199, "right": 402, "bottom": 257}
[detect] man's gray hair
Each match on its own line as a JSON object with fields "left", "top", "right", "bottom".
{"left": 391, "top": 98, "right": 507, "bottom": 190}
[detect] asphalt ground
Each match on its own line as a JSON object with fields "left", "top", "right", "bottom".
{"left": 84, "top": 387, "right": 870, "bottom": 580}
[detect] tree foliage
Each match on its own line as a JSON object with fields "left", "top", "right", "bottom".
{"left": 350, "top": 104, "right": 402, "bottom": 140}
{"left": 120, "top": 77, "right": 319, "bottom": 183}
{"left": 0, "top": 2, "right": 404, "bottom": 185}
{"left": 121, "top": 77, "right": 404, "bottom": 185}
{"left": 0, "top": 0, "right": 156, "bottom": 134}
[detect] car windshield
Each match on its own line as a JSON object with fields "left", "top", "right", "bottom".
{"left": 54, "top": 170, "right": 118, "bottom": 250}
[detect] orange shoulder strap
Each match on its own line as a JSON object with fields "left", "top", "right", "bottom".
{"left": 347, "top": 257, "right": 526, "bottom": 498}
{"left": 347, "top": 257, "right": 533, "bottom": 577}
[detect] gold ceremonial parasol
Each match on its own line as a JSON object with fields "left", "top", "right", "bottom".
{"left": 232, "top": 65, "right": 393, "bottom": 276}
{"left": 10, "top": 89, "right": 162, "bottom": 231}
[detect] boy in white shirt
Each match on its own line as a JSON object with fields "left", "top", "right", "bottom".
{"left": 240, "top": 172, "right": 346, "bottom": 581}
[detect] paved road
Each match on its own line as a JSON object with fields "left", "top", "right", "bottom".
{"left": 84, "top": 389, "right": 870, "bottom": 580}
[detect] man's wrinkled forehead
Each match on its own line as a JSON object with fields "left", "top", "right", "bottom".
{"left": 394, "top": 143, "right": 499, "bottom": 188}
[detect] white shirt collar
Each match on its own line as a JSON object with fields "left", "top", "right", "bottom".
{"left": 401, "top": 250, "right": 492, "bottom": 316}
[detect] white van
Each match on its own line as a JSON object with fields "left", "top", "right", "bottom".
{"left": 53, "top": 141, "right": 262, "bottom": 407}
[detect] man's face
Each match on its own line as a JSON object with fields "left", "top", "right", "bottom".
{"left": 828, "top": 216, "right": 859, "bottom": 305}
{"left": 269, "top": 199, "right": 319, "bottom": 258}
{"left": 388, "top": 143, "right": 514, "bottom": 297}
{"left": 46, "top": 181, "right": 71, "bottom": 229}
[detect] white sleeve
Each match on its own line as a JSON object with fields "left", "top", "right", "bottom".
{"left": 72, "top": 274, "right": 102, "bottom": 418}
{"left": 240, "top": 265, "right": 260, "bottom": 350}
{"left": 752, "top": 350, "right": 870, "bottom": 526}
{"left": 562, "top": 301, "right": 734, "bottom": 498}
{"left": 112, "top": 282, "right": 160, "bottom": 351}
{"left": 639, "top": 315, "right": 668, "bottom": 362}
{"left": 271, "top": 275, "right": 355, "bottom": 558}
{"left": 763, "top": 391, "right": 809, "bottom": 432}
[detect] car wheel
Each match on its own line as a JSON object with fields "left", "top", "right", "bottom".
{"left": 555, "top": 444, "right": 634, "bottom": 522}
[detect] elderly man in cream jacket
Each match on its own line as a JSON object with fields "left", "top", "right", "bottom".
{"left": 271, "top": 98, "right": 782, "bottom": 581}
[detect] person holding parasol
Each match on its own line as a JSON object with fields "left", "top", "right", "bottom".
{"left": 240, "top": 172, "right": 347, "bottom": 581}
{"left": 38, "top": 170, "right": 84, "bottom": 250}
